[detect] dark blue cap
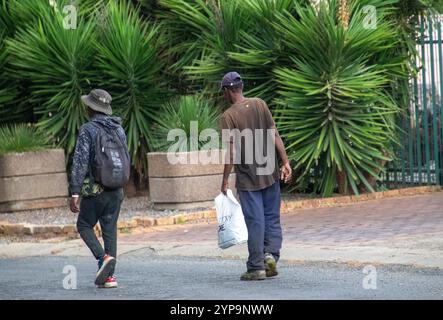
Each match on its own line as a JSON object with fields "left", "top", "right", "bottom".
{"left": 221, "top": 71, "right": 243, "bottom": 89}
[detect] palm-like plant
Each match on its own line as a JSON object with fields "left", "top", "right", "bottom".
{"left": 95, "top": 0, "right": 168, "bottom": 176}
{"left": 159, "top": 0, "right": 311, "bottom": 102}
{"left": 0, "top": 31, "right": 18, "bottom": 123}
{"left": 159, "top": 0, "right": 266, "bottom": 98}
{"left": 1, "top": 0, "right": 102, "bottom": 32}
{"left": 152, "top": 95, "right": 221, "bottom": 152}
{"left": 1, "top": 0, "right": 51, "bottom": 34}
{"left": 274, "top": 1, "right": 405, "bottom": 196}
{"left": 227, "top": 0, "right": 306, "bottom": 104}
{"left": 6, "top": 1, "right": 96, "bottom": 155}
{"left": 0, "top": 124, "right": 50, "bottom": 154}
{"left": 157, "top": 0, "right": 217, "bottom": 92}
{"left": 0, "top": 0, "right": 35, "bottom": 124}
{"left": 132, "top": 0, "right": 161, "bottom": 20}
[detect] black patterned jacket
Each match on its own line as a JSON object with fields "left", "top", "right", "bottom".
{"left": 70, "top": 114, "right": 127, "bottom": 195}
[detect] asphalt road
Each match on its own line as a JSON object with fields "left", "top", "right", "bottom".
{"left": 0, "top": 249, "right": 442, "bottom": 300}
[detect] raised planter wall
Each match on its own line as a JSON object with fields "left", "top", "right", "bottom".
{"left": 148, "top": 150, "right": 236, "bottom": 210}
{"left": 0, "top": 149, "right": 69, "bottom": 212}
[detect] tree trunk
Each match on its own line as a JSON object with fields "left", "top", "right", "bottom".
{"left": 336, "top": 170, "right": 349, "bottom": 195}
{"left": 358, "top": 158, "right": 388, "bottom": 193}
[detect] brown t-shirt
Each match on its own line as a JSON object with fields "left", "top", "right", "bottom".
{"left": 221, "top": 98, "right": 279, "bottom": 191}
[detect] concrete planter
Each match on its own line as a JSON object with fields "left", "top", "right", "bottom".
{"left": 148, "top": 150, "right": 235, "bottom": 209}
{"left": 0, "top": 149, "right": 69, "bottom": 212}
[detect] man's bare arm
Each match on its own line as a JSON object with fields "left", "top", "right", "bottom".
{"left": 275, "top": 130, "right": 288, "bottom": 164}
{"left": 221, "top": 141, "right": 234, "bottom": 195}
{"left": 274, "top": 129, "right": 292, "bottom": 183}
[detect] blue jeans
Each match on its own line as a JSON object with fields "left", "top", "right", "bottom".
{"left": 239, "top": 182, "right": 282, "bottom": 271}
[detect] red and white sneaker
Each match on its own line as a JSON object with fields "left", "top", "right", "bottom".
{"left": 95, "top": 255, "right": 116, "bottom": 286}
{"left": 98, "top": 276, "right": 118, "bottom": 289}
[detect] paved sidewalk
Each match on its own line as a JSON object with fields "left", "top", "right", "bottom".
{"left": 116, "top": 193, "right": 443, "bottom": 268}
{"left": 123, "top": 193, "right": 443, "bottom": 244}
{"left": 1, "top": 193, "right": 442, "bottom": 268}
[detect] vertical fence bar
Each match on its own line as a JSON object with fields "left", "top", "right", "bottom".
{"left": 408, "top": 80, "right": 415, "bottom": 186}
{"left": 421, "top": 17, "right": 431, "bottom": 184}
{"left": 438, "top": 20, "right": 443, "bottom": 184}
{"left": 414, "top": 74, "right": 422, "bottom": 185}
{"left": 428, "top": 16, "right": 440, "bottom": 185}
{"left": 400, "top": 78, "right": 407, "bottom": 187}
{"left": 401, "top": 114, "right": 407, "bottom": 187}
{"left": 420, "top": 17, "right": 428, "bottom": 184}
{"left": 383, "top": 15, "right": 443, "bottom": 188}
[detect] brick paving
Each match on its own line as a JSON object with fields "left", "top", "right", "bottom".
{"left": 120, "top": 193, "right": 443, "bottom": 246}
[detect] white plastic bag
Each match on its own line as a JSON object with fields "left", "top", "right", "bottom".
{"left": 215, "top": 189, "right": 248, "bottom": 249}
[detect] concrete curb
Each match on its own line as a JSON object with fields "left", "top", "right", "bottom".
{"left": 0, "top": 186, "right": 441, "bottom": 239}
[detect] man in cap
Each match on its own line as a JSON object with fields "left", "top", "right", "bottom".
{"left": 69, "top": 89, "right": 128, "bottom": 288}
{"left": 220, "top": 72, "right": 292, "bottom": 281}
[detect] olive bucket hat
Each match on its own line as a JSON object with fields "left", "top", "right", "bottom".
{"left": 81, "top": 89, "right": 113, "bottom": 116}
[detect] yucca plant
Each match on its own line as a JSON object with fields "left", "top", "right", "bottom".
{"left": 0, "top": 0, "right": 50, "bottom": 35}
{"left": 0, "top": 31, "right": 19, "bottom": 123}
{"left": 152, "top": 95, "right": 221, "bottom": 152}
{"left": 274, "top": 1, "right": 406, "bottom": 196}
{"left": 0, "top": 124, "right": 50, "bottom": 154}
{"left": 132, "top": 0, "right": 161, "bottom": 19}
{"left": 159, "top": 0, "right": 260, "bottom": 98}
{"left": 157, "top": 0, "right": 217, "bottom": 91}
{"left": 0, "top": 0, "right": 76, "bottom": 125}
{"left": 5, "top": 0, "right": 108, "bottom": 22}
{"left": 159, "top": 0, "right": 312, "bottom": 103}
{"left": 182, "top": 0, "right": 250, "bottom": 91}
{"left": 6, "top": 0, "right": 96, "bottom": 155}
{"left": 94, "top": 0, "right": 168, "bottom": 177}
{"left": 227, "top": 0, "right": 307, "bottom": 104}
{"left": 0, "top": 1, "right": 31, "bottom": 125}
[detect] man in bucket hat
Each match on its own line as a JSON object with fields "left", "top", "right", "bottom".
{"left": 70, "top": 89, "right": 129, "bottom": 289}
{"left": 220, "top": 72, "right": 292, "bottom": 281}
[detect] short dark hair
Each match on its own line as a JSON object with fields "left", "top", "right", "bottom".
{"left": 87, "top": 107, "right": 105, "bottom": 116}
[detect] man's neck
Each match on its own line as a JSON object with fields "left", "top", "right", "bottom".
{"left": 231, "top": 94, "right": 246, "bottom": 105}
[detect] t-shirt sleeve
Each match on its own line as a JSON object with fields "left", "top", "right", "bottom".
{"left": 259, "top": 99, "right": 276, "bottom": 129}
{"left": 220, "top": 113, "right": 235, "bottom": 145}
{"left": 220, "top": 113, "right": 234, "bottom": 130}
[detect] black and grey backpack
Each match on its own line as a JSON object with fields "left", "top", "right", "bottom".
{"left": 91, "top": 122, "right": 130, "bottom": 189}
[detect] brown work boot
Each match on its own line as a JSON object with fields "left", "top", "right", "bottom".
{"left": 264, "top": 253, "right": 278, "bottom": 277}
{"left": 240, "top": 270, "right": 266, "bottom": 281}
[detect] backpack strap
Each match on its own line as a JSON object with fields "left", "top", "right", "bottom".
{"left": 88, "top": 122, "right": 104, "bottom": 189}
{"left": 90, "top": 120, "right": 126, "bottom": 147}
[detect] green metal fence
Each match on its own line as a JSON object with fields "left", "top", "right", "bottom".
{"left": 382, "top": 15, "right": 443, "bottom": 189}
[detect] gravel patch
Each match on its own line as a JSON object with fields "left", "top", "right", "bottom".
{"left": 0, "top": 196, "right": 177, "bottom": 225}
{"left": 0, "top": 193, "right": 312, "bottom": 226}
